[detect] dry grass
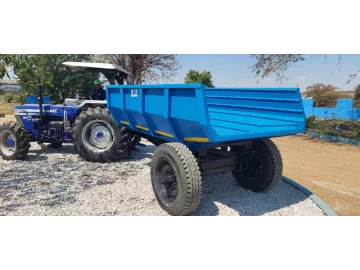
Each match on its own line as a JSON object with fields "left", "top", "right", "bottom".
{"left": 0, "top": 103, "right": 20, "bottom": 115}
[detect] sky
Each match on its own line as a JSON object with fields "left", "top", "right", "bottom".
{"left": 160, "top": 54, "right": 360, "bottom": 92}
{"left": 4, "top": 54, "right": 359, "bottom": 92}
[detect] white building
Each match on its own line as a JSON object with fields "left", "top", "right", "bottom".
{"left": 0, "top": 79, "right": 21, "bottom": 94}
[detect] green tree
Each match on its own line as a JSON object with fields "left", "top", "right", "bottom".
{"left": 354, "top": 84, "right": 360, "bottom": 108}
{"left": 355, "top": 84, "right": 360, "bottom": 100}
{"left": 250, "top": 54, "right": 359, "bottom": 84}
{"left": 303, "top": 83, "right": 352, "bottom": 107}
{"left": 184, "top": 69, "right": 214, "bottom": 87}
{"left": 0, "top": 54, "right": 12, "bottom": 79}
{"left": 94, "top": 54, "right": 181, "bottom": 84}
{"left": 0, "top": 54, "right": 99, "bottom": 101}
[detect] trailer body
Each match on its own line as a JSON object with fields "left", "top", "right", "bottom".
{"left": 106, "top": 83, "right": 306, "bottom": 151}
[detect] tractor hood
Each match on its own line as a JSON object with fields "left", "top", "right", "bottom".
{"left": 14, "top": 104, "right": 81, "bottom": 118}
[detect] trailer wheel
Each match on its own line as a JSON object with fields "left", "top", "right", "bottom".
{"left": 0, "top": 121, "right": 30, "bottom": 160}
{"left": 151, "top": 143, "right": 202, "bottom": 216}
{"left": 71, "top": 107, "right": 131, "bottom": 162}
{"left": 231, "top": 138, "right": 283, "bottom": 192}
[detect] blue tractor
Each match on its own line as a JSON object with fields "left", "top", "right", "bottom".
{"left": 0, "top": 62, "right": 142, "bottom": 162}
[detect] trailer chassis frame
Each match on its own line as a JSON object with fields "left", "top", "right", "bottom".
{"left": 135, "top": 130, "right": 255, "bottom": 177}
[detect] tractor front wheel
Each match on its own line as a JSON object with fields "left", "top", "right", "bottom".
{"left": 71, "top": 108, "right": 131, "bottom": 162}
{"left": 0, "top": 121, "right": 31, "bottom": 160}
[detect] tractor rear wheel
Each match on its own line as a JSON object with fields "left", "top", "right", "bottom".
{"left": 151, "top": 143, "right": 203, "bottom": 216}
{"left": 71, "top": 107, "right": 131, "bottom": 162}
{"left": 0, "top": 121, "right": 31, "bottom": 160}
{"left": 231, "top": 138, "right": 283, "bottom": 192}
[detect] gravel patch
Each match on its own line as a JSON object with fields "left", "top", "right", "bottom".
{"left": 0, "top": 140, "right": 325, "bottom": 216}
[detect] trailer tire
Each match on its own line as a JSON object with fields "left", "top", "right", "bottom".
{"left": 151, "top": 143, "right": 202, "bottom": 216}
{"left": 231, "top": 138, "right": 283, "bottom": 192}
{"left": 0, "top": 121, "right": 30, "bottom": 160}
{"left": 71, "top": 107, "right": 131, "bottom": 162}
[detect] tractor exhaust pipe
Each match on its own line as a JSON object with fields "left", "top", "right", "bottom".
{"left": 36, "top": 77, "right": 43, "bottom": 125}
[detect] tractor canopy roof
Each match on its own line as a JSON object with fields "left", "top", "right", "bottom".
{"left": 62, "top": 62, "right": 130, "bottom": 75}
{"left": 62, "top": 62, "right": 130, "bottom": 85}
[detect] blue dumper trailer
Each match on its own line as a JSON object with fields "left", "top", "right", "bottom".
{"left": 104, "top": 83, "right": 306, "bottom": 216}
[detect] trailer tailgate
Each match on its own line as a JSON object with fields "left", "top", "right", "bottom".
{"left": 204, "top": 87, "right": 306, "bottom": 143}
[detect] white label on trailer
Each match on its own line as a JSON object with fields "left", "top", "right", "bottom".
{"left": 131, "top": 89, "right": 138, "bottom": 97}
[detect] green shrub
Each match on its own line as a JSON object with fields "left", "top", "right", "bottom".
{"left": 354, "top": 122, "right": 360, "bottom": 138}
{"left": 3, "top": 93, "right": 14, "bottom": 103}
{"left": 307, "top": 118, "right": 360, "bottom": 140}
{"left": 14, "top": 93, "right": 26, "bottom": 104}
{"left": 306, "top": 116, "right": 316, "bottom": 128}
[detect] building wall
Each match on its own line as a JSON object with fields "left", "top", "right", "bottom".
{"left": 302, "top": 98, "right": 360, "bottom": 121}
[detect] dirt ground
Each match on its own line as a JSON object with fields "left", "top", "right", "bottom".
{"left": 1, "top": 115, "right": 359, "bottom": 216}
{"left": 272, "top": 135, "right": 360, "bottom": 216}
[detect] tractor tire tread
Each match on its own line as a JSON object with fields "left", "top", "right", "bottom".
{"left": 71, "top": 107, "right": 130, "bottom": 163}
{"left": 0, "top": 121, "right": 30, "bottom": 160}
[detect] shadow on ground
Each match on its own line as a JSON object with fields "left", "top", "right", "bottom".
{"left": 298, "top": 134, "right": 351, "bottom": 147}
{"left": 190, "top": 173, "right": 309, "bottom": 216}
{"left": 24, "top": 143, "right": 155, "bottom": 162}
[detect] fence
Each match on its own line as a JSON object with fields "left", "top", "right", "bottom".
{"left": 302, "top": 98, "right": 360, "bottom": 121}
{"left": 0, "top": 84, "right": 21, "bottom": 94}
